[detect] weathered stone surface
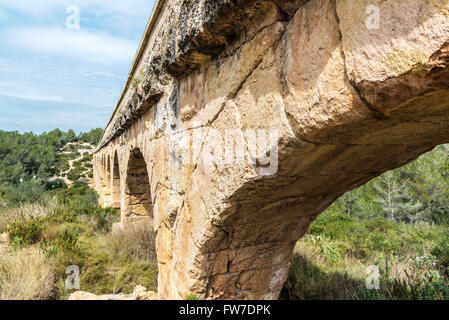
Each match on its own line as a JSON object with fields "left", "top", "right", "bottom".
{"left": 93, "top": 0, "right": 449, "bottom": 300}
{"left": 337, "top": 0, "right": 449, "bottom": 118}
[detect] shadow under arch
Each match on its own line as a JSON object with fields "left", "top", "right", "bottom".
{"left": 123, "top": 148, "right": 153, "bottom": 227}
{"left": 111, "top": 151, "right": 121, "bottom": 209}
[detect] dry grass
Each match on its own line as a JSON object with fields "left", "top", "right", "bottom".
{"left": 0, "top": 200, "right": 58, "bottom": 232}
{"left": 103, "top": 224, "right": 157, "bottom": 262}
{"left": 0, "top": 246, "right": 56, "bottom": 300}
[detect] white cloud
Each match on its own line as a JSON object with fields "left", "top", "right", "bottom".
{"left": 0, "top": 82, "right": 64, "bottom": 102}
{"left": 0, "top": 0, "right": 155, "bottom": 118}
{"left": 3, "top": 27, "right": 137, "bottom": 64}
{"left": 77, "top": 70, "right": 116, "bottom": 79}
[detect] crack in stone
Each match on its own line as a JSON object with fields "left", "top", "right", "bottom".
{"left": 332, "top": 0, "right": 390, "bottom": 121}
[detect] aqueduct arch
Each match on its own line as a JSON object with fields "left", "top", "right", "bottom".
{"left": 123, "top": 148, "right": 153, "bottom": 228}
{"left": 102, "top": 156, "right": 112, "bottom": 208}
{"left": 93, "top": 0, "right": 449, "bottom": 299}
{"left": 111, "top": 151, "right": 121, "bottom": 209}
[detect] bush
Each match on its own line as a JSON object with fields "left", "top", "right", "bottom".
{"left": 7, "top": 219, "right": 43, "bottom": 247}
{"left": 67, "top": 169, "right": 82, "bottom": 182}
{"left": 93, "top": 208, "right": 115, "bottom": 232}
{"left": 283, "top": 210, "right": 449, "bottom": 300}
{"left": 45, "top": 179, "right": 67, "bottom": 191}
{"left": 185, "top": 293, "right": 199, "bottom": 300}
{"left": 58, "top": 183, "right": 98, "bottom": 211}
{"left": 431, "top": 231, "right": 449, "bottom": 277}
{"left": 5, "top": 180, "right": 46, "bottom": 205}
{"left": 54, "top": 226, "right": 80, "bottom": 253}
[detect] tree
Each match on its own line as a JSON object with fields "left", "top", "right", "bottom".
{"left": 66, "top": 129, "right": 77, "bottom": 143}
{"left": 78, "top": 128, "right": 103, "bottom": 145}
{"left": 374, "top": 171, "right": 424, "bottom": 222}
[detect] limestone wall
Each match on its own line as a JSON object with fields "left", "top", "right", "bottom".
{"left": 94, "top": 0, "right": 449, "bottom": 299}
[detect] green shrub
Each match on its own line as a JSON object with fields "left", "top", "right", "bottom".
{"left": 45, "top": 179, "right": 67, "bottom": 191}
{"left": 319, "top": 239, "right": 340, "bottom": 263}
{"left": 431, "top": 231, "right": 449, "bottom": 276}
{"left": 185, "top": 293, "right": 199, "bottom": 300}
{"left": 58, "top": 183, "right": 99, "bottom": 211}
{"left": 93, "top": 209, "right": 110, "bottom": 231}
{"left": 40, "top": 238, "right": 59, "bottom": 257}
{"left": 54, "top": 226, "right": 80, "bottom": 252}
{"left": 40, "top": 226, "right": 81, "bottom": 257}
{"left": 283, "top": 205, "right": 449, "bottom": 300}
{"left": 67, "top": 169, "right": 82, "bottom": 182}
{"left": 5, "top": 180, "right": 46, "bottom": 205}
{"left": 7, "top": 219, "right": 43, "bottom": 247}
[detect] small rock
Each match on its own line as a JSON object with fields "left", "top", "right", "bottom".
{"left": 68, "top": 286, "right": 158, "bottom": 300}
{"left": 0, "top": 232, "right": 9, "bottom": 244}
{"left": 134, "top": 285, "right": 159, "bottom": 300}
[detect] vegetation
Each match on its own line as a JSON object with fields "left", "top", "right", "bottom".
{"left": 0, "top": 181, "right": 158, "bottom": 300}
{"left": 0, "top": 128, "right": 102, "bottom": 184}
{"left": 282, "top": 213, "right": 449, "bottom": 300}
{"left": 185, "top": 293, "right": 199, "bottom": 300}
{"left": 283, "top": 144, "right": 449, "bottom": 300}
{"left": 0, "top": 129, "right": 157, "bottom": 300}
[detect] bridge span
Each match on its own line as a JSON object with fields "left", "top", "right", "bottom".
{"left": 94, "top": 0, "right": 449, "bottom": 299}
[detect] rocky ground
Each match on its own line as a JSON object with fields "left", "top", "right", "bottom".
{"left": 68, "top": 285, "right": 158, "bottom": 300}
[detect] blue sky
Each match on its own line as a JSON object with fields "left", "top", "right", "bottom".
{"left": 0, "top": 0, "right": 156, "bottom": 133}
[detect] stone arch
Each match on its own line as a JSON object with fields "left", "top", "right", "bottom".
{"left": 102, "top": 154, "right": 106, "bottom": 179}
{"left": 101, "top": 154, "right": 108, "bottom": 192}
{"left": 91, "top": 0, "right": 449, "bottom": 300}
{"left": 103, "top": 155, "right": 112, "bottom": 207}
{"left": 107, "top": 156, "right": 111, "bottom": 182}
{"left": 123, "top": 148, "right": 153, "bottom": 227}
{"left": 97, "top": 153, "right": 106, "bottom": 206}
{"left": 111, "top": 151, "right": 121, "bottom": 209}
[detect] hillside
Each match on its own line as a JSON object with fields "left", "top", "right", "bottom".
{"left": 48, "top": 142, "right": 95, "bottom": 187}
{"left": 0, "top": 129, "right": 102, "bottom": 186}
{"left": 0, "top": 129, "right": 158, "bottom": 300}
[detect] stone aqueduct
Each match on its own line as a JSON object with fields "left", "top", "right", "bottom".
{"left": 93, "top": 0, "right": 449, "bottom": 299}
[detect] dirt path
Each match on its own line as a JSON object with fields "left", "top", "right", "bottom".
{"left": 48, "top": 143, "right": 94, "bottom": 187}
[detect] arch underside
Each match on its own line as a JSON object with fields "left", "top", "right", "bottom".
{"left": 112, "top": 152, "right": 121, "bottom": 209}
{"left": 92, "top": 0, "right": 449, "bottom": 300}
{"left": 123, "top": 148, "right": 153, "bottom": 228}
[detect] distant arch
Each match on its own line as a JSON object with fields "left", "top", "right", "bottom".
{"left": 123, "top": 148, "right": 152, "bottom": 226}
{"left": 101, "top": 154, "right": 107, "bottom": 184}
{"left": 106, "top": 156, "right": 111, "bottom": 182}
{"left": 111, "top": 151, "right": 121, "bottom": 209}
{"left": 102, "top": 155, "right": 112, "bottom": 207}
